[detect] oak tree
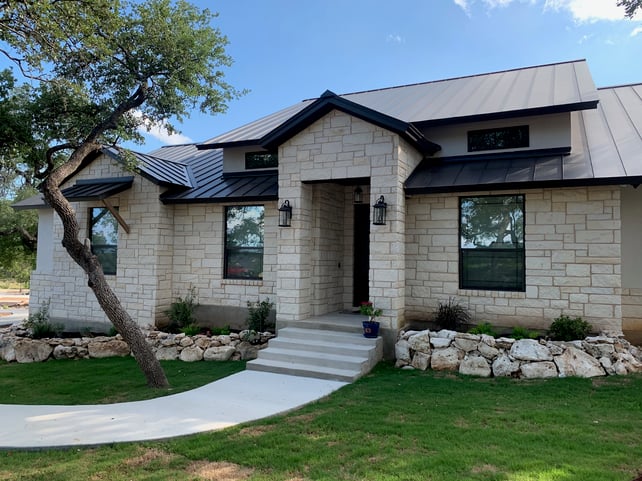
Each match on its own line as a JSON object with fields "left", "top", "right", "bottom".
{"left": 0, "top": 0, "right": 242, "bottom": 387}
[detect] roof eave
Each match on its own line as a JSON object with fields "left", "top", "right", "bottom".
{"left": 413, "top": 101, "right": 600, "bottom": 129}
{"left": 405, "top": 176, "right": 642, "bottom": 196}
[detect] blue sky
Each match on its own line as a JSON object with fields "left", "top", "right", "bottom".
{"left": 141, "top": 0, "right": 642, "bottom": 151}
{"left": 7, "top": 0, "right": 642, "bottom": 151}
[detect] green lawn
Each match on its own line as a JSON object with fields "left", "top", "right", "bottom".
{"left": 1, "top": 362, "right": 642, "bottom": 480}
{"left": 0, "top": 357, "right": 245, "bottom": 404}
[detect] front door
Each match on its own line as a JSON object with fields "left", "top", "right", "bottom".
{"left": 353, "top": 203, "right": 370, "bottom": 307}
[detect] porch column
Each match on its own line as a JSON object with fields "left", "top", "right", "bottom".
{"left": 276, "top": 181, "right": 313, "bottom": 322}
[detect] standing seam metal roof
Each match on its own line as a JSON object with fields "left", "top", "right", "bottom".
{"left": 199, "top": 60, "right": 598, "bottom": 147}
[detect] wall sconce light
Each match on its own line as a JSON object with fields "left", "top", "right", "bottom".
{"left": 372, "top": 195, "right": 387, "bottom": 225}
{"left": 353, "top": 186, "right": 363, "bottom": 204}
{"left": 278, "top": 200, "right": 292, "bottom": 227}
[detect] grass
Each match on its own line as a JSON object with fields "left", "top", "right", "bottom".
{"left": 0, "top": 357, "right": 245, "bottom": 404}
{"left": 1, "top": 362, "right": 642, "bottom": 480}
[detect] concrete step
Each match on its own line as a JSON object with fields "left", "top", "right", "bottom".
{"left": 246, "top": 358, "right": 362, "bottom": 382}
{"left": 276, "top": 326, "right": 375, "bottom": 346}
{"left": 268, "top": 336, "right": 375, "bottom": 358}
{"left": 256, "top": 347, "right": 367, "bottom": 371}
{"left": 246, "top": 315, "right": 383, "bottom": 382}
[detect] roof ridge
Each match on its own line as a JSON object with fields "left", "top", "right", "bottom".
{"left": 307, "top": 59, "right": 588, "bottom": 100}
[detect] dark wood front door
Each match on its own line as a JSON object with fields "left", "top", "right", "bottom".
{"left": 353, "top": 203, "right": 370, "bottom": 307}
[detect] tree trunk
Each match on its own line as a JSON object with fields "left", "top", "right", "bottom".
{"left": 42, "top": 144, "right": 169, "bottom": 388}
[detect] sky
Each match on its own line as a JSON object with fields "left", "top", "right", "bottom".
{"left": 8, "top": 0, "right": 642, "bottom": 151}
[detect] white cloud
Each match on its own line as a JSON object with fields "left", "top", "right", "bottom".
{"left": 453, "top": 0, "right": 471, "bottom": 15}
{"left": 544, "top": 0, "right": 633, "bottom": 22}
{"left": 386, "top": 34, "right": 405, "bottom": 44}
{"left": 631, "top": 25, "right": 642, "bottom": 36}
{"left": 132, "top": 111, "right": 192, "bottom": 145}
{"left": 453, "top": 0, "right": 637, "bottom": 21}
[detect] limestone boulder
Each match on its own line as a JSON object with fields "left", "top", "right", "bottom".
{"left": 454, "top": 336, "right": 479, "bottom": 353}
{"left": 554, "top": 346, "right": 605, "bottom": 378}
{"left": 204, "top": 346, "right": 236, "bottom": 361}
{"left": 520, "top": 361, "right": 558, "bottom": 379}
{"left": 495, "top": 337, "right": 515, "bottom": 350}
{"left": 478, "top": 342, "right": 500, "bottom": 360}
{"left": 0, "top": 338, "right": 16, "bottom": 362}
{"left": 408, "top": 332, "right": 431, "bottom": 353}
{"left": 430, "top": 337, "right": 452, "bottom": 348}
{"left": 88, "top": 340, "right": 130, "bottom": 359}
{"left": 510, "top": 339, "right": 553, "bottom": 362}
{"left": 179, "top": 346, "right": 203, "bottom": 362}
{"left": 431, "top": 347, "right": 463, "bottom": 371}
{"left": 155, "top": 346, "right": 179, "bottom": 361}
{"left": 53, "top": 344, "right": 87, "bottom": 360}
{"left": 411, "top": 351, "right": 431, "bottom": 371}
{"left": 395, "top": 339, "right": 411, "bottom": 362}
{"left": 236, "top": 341, "right": 260, "bottom": 360}
{"left": 14, "top": 339, "right": 53, "bottom": 363}
{"left": 459, "top": 354, "right": 491, "bottom": 377}
{"left": 434, "top": 329, "right": 457, "bottom": 340}
{"left": 492, "top": 353, "right": 520, "bottom": 377}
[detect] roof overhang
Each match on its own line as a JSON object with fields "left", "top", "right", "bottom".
{"left": 61, "top": 177, "right": 134, "bottom": 201}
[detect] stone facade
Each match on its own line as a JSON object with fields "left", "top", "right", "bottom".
{"left": 405, "top": 186, "right": 626, "bottom": 334}
{"left": 27, "top": 117, "right": 642, "bottom": 348}
{"left": 30, "top": 154, "right": 278, "bottom": 331}
{"left": 276, "top": 110, "right": 422, "bottom": 341}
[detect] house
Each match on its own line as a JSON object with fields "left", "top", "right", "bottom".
{"left": 14, "top": 59, "right": 642, "bottom": 355}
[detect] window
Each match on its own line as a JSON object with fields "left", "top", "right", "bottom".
{"left": 89, "top": 207, "right": 118, "bottom": 275}
{"left": 459, "top": 195, "right": 525, "bottom": 291}
{"left": 467, "top": 125, "right": 529, "bottom": 152}
{"left": 245, "top": 151, "right": 278, "bottom": 170}
{"left": 225, "top": 205, "right": 264, "bottom": 279}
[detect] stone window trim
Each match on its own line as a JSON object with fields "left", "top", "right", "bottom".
{"left": 459, "top": 194, "right": 526, "bottom": 292}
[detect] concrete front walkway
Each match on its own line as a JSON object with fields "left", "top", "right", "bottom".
{"left": 0, "top": 371, "right": 347, "bottom": 449}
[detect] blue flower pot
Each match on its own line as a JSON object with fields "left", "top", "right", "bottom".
{"left": 362, "top": 320, "right": 380, "bottom": 338}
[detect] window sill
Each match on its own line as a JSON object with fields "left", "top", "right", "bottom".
{"left": 458, "top": 289, "right": 526, "bottom": 299}
{"left": 221, "top": 279, "right": 263, "bottom": 287}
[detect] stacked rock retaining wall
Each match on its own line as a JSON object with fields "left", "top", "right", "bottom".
{"left": 396, "top": 329, "right": 642, "bottom": 378}
{"left": 0, "top": 325, "right": 273, "bottom": 364}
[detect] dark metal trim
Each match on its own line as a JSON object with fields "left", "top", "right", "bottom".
{"left": 412, "top": 101, "right": 600, "bottom": 129}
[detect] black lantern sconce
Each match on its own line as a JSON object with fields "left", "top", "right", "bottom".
{"left": 372, "top": 195, "right": 387, "bottom": 225}
{"left": 353, "top": 186, "right": 363, "bottom": 204}
{"left": 278, "top": 200, "right": 292, "bottom": 227}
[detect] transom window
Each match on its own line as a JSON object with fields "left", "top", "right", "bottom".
{"left": 459, "top": 195, "right": 525, "bottom": 291}
{"left": 467, "top": 125, "right": 529, "bottom": 152}
{"left": 245, "top": 151, "right": 278, "bottom": 170}
{"left": 89, "top": 207, "right": 118, "bottom": 275}
{"left": 225, "top": 205, "right": 264, "bottom": 280}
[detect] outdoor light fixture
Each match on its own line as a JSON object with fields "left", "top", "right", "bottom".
{"left": 353, "top": 186, "right": 363, "bottom": 204}
{"left": 372, "top": 195, "right": 387, "bottom": 225}
{"left": 278, "top": 200, "right": 292, "bottom": 227}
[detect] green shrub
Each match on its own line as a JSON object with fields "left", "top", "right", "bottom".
{"left": 180, "top": 323, "right": 201, "bottom": 336}
{"left": 24, "top": 300, "right": 64, "bottom": 339}
{"left": 549, "top": 315, "right": 592, "bottom": 341}
{"left": 434, "top": 297, "right": 470, "bottom": 331}
{"left": 165, "top": 286, "right": 199, "bottom": 333}
{"left": 510, "top": 326, "right": 538, "bottom": 340}
{"left": 247, "top": 297, "right": 275, "bottom": 332}
{"left": 468, "top": 322, "right": 497, "bottom": 337}
{"left": 211, "top": 325, "right": 231, "bottom": 336}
